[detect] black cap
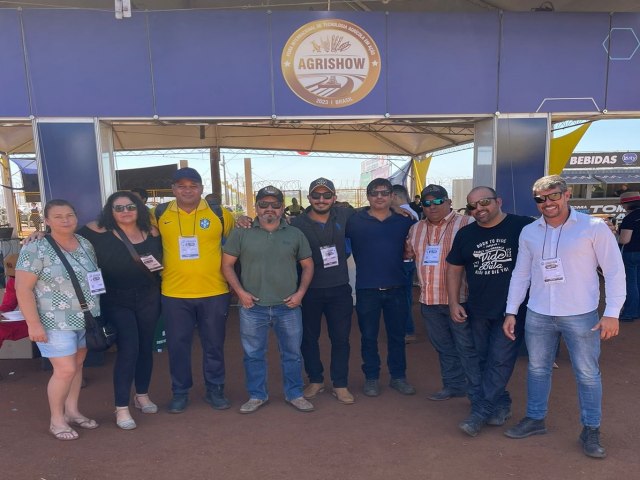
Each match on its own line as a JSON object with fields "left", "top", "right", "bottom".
{"left": 255, "top": 185, "right": 284, "bottom": 202}
{"left": 309, "top": 177, "right": 336, "bottom": 194}
{"left": 421, "top": 184, "right": 448, "bottom": 199}
{"left": 172, "top": 167, "right": 202, "bottom": 184}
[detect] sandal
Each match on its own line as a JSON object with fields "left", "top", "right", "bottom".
{"left": 134, "top": 394, "right": 158, "bottom": 414}
{"left": 49, "top": 425, "right": 79, "bottom": 441}
{"left": 66, "top": 417, "right": 99, "bottom": 430}
{"left": 115, "top": 407, "right": 137, "bottom": 430}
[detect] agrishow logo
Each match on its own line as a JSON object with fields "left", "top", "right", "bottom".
{"left": 281, "top": 19, "right": 380, "bottom": 108}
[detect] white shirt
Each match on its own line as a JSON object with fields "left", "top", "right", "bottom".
{"left": 400, "top": 203, "right": 420, "bottom": 221}
{"left": 505, "top": 209, "right": 626, "bottom": 318}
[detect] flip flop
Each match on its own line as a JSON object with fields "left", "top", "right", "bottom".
{"left": 49, "top": 426, "right": 79, "bottom": 441}
{"left": 66, "top": 417, "right": 99, "bottom": 429}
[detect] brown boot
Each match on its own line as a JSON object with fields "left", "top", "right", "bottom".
{"left": 303, "top": 383, "right": 325, "bottom": 399}
{"left": 332, "top": 387, "right": 355, "bottom": 405}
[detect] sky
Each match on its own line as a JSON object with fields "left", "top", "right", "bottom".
{"left": 113, "top": 118, "right": 640, "bottom": 201}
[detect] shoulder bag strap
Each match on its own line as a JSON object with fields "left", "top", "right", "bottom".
{"left": 44, "top": 236, "right": 96, "bottom": 326}
{"left": 112, "top": 225, "right": 159, "bottom": 282}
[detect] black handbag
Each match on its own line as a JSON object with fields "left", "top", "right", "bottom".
{"left": 45, "top": 235, "right": 117, "bottom": 352}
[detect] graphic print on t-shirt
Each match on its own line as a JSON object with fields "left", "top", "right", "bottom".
{"left": 472, "top": 238, "right": 513, "bottom": 275}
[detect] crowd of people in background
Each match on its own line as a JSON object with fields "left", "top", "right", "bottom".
{"left": 10, "top": 168, "right": 628, "bottom": 460}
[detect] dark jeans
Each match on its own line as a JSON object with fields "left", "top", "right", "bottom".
{"left": 468, "top": 309, "right": 525, "bottom": 419}
{"left": 102, "top": 285, "right": 161, "bottom": 407}
{"left": 355, "top": 287, "right": 407, "bottom": 380}
{"left": 301, "top": 284, "right": 353, "bottom": 388}
{"left": 403, "top": 261, "right": 416, "bottom": 335}
{"left": 162, "top": 293, "right": 230, "bottom": 395}
{"left": 621, "top": 251, "right": 640, "bottom": 320}
{"left": 421, "top": 303, "right": 480, "bottom": 396}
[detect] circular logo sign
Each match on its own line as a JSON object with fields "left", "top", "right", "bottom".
{"left": 281, "top": 19, "right": 380, "bottom": 108}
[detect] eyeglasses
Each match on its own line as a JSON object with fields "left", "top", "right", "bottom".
{"left": 310, "top": 191, "right": 334, "bottom": 200}
{"left": 368, "top": 190, "right": 391, "bottom": 197}
{"left": 113, "top": 204, "right": 137, "bottom": 212}
{"left": 533, "top": 191, "right": 564, "bottom": 204}
{"left": 422, "top": 198, "right": 447, "bottom": 207}
{"left": 257, "top": 201, "right": 282, "bottom": 209}
{"left": 466, "top": 197, "right": 496, "bottom": 211}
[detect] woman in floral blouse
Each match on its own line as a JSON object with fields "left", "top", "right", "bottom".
{"left": 16, "top": 199, "right": 101, "bottom": 441}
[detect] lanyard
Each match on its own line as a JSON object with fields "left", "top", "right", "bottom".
{"left": 426, "top": 218, "right": 452, "bottom": 246}
{"left": 177, "top": 203, "right": 199, "bottom": 237}
{"left": 54, "top": 237, "right": 97, "bottom": 272}
{"left": 310, "top": 213, "right": 336, "bottom": 246}
{"left": 541, "top": 210, "right": 570, "bottom": 260}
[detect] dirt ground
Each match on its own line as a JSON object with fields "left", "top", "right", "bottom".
{"left": 1, "top": 295, "right": 639, "bottom": 480}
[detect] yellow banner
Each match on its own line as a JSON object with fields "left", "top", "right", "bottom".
{"left": 549, "top": 123, "right": 591, "bottom": 175}
{"left": 412, "top": 155, "right": 432, "bottom": 193}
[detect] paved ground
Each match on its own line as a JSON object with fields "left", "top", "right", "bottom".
{"left": 1, "top": 298, "right": 638, "bottom": 480}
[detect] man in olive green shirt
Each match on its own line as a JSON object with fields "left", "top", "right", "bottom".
{"left": 222, "top": 185, "right": 314, "bottom": 414}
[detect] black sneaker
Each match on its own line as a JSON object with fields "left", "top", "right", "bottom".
{"left": 389, "top": 378, "right": 416, "bottom": 395}
{"left": 168, "top": 394, "right": 189, "bottom": 414}
{"left": 580, "top": 426, "right": 606, "bottom": 459}
{"left": 205, "top": 384, "right": 231, "bottom": 410}
{"left": 363, "top": 379, "right": 380, "bottom": 397}
{"left": 487, "top": 407, "right": 512, "bottom": 426}
{"left": 427, "top": 388, "right": 466, "bottom": 401}
{"left": 504, "top": 417, "right": 547, "bottom": 439}
{"left": 458, "top": 415, "right": 486, "bottom": 437}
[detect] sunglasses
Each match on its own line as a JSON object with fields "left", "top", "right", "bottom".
{"left": 422, "top": 198, "right": 447, "bottom": 207}
{"left": 310, "top": 191, "right": 334, "bottom": 200}
{"left": 533, "top": 191, "right": 564, "bottom": 204}
{"left": 113, "top": 204, "right": 137, "bottom": 212}
{"left": 466, "top": 197, "right": 496, "bottom": 211}
{"left": 368, "top": 190, "right": 391, "bottom": 197}
{"left": 257, "top": 201, "right": 282, "bottom": 209}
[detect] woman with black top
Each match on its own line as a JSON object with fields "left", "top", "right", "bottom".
{"left": 78, "top": 191, "right": 162, "bottom": 430}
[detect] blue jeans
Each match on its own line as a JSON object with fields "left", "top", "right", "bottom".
{"left": 468, "top": 310, "right": 524, "bottom": 419}
{"left": 525, "top": 309, "right": 602, "bottom": 427}
{"left": 239, "top": 304, "right": 304, "bottom": 401}
{"left": 403, "top": 261, "right": 416, "bottom": 335}
{"left": 421, "top": 304, "right": 480, "bottom": 396}
{"left": 621, "top": 251, "right": 640, "bottom": 320}
{"left": 355, "top": 287, "right": 407, "bottom": 380}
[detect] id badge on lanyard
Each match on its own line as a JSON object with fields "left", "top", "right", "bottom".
{"left": 87, "top": 269, "right": 106, "bottom": 295}
{"left": 422, "top": 245, "right": 441, "bottom": 266}
{"left": 540, "top": 258, "right": 565, "bottom": 284}
{"left": 140, "top": 254, "right": 163, "bottom": 272}
{"left": 179, "top": 236, "right": 200, "bottom": 260}
{"left": 320, "top": 245, "right": 339, "bottom": 268}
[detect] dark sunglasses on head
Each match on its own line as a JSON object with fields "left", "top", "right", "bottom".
{"left": 369, "top": 190, "right": 391, "bottom": 197}
{"left": 533, "top": 191, "right": 563, "bottom": 204}
{"left": 257, "top": 201, "right": 282, "bottom": 209}
{"left": 310, "top": 191, "right": 334, "bottom": 200}
{"left": 466, "top": 197, "right": 496, "bottom": 211}
{"left": 113, "top": 204, "right": 137, "bottom": 212}
{"left": 422, "top": 198, "right": 447, "bottom": 207}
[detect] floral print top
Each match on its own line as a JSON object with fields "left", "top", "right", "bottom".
{"left": 16, "top": 235, "right": 100, "bottom": 330}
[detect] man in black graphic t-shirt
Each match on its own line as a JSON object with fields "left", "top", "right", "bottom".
{"left": 446, "top": 186, "right": 533, "bottom": 437}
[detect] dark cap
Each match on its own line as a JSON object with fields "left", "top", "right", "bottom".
{"left": 421, "top": 184, "right": 448, "bottom": 199}
{"left": 309, "top": 177, "right": 336, "bottom": 194}
{"left": 172, "top": 167, "right": 202, "bottom": 184}
{"left": 255, "top": 185, "right": 284, "bottom": 202}
{"left": 620, "top": 191, "right": 640, "bottom": 204}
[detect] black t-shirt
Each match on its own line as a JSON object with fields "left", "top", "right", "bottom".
{"left": 77, "top": 226, "right": 163, "bottom": 290}
{"left": 620, "top": 208, "right": 640, "bottom": 252}
{"left": 290, "top": 206, "right": 355, "bottom": 289}
{"left": 446, "top": 214, "right": 534, "bottom": 318}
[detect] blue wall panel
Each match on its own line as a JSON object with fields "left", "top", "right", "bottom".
{"left": 0, "top": 10, "right": 30, "bottom": 117}
{"left": 38, "top": 122, "right": 102, "bottom": 226}
{"left": 499, "top": 13, "right": 610, "bottom": 113}
{"left": 606, "top": 13, "right": 640, "bottom": 111}
{"left": 387, "top": 13, "right": 500, "bottom": 115}
{"left": 22, "top": 10, "right": 154, "bottom": 117}
{"left": 149, "top": 11, "right": 272, "bottom": 117}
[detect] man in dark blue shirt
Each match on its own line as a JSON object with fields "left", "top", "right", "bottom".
{"left": 346, "top": 178, "right": 416, "bottom": 397}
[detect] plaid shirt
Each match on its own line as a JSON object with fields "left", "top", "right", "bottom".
{"left": 407, "top": 210, "right": 472, "bottom": 305}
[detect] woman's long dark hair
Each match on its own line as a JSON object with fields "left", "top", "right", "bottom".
{"left": 97, "top": 191, "right": 151, "bottom": 232}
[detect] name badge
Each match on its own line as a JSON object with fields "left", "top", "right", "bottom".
{"left": 179, "top": 236, "right": 200, "bottom": 260}
{"left": 540, "top": 258, "right": 565, "bottom": 284}
{"left": 87, "top": 269, "right": 106, "bottom": 295}
{"left": 422, "top": 245, "right": 441, "bottom": 266}
{"left": 320, "top": 245, "right": 339, "bottom": 268}
{"left": 140, "top": 254, "right": 163, "bottom": 272}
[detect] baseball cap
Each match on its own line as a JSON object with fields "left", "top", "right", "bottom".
{"left": 309, "top": 177, "right": 336, "bottom": 194}
{"left": 255, "top": 185, "right": 284, "bottom": 202}
{"left": 620, "top": 191, "right": 640, "bottom": 203}
{"left": 172, "top": 167, "right": 202, "bottom": 184}
{"left": 421, "top": 184, "right": 448, "bottom": 199}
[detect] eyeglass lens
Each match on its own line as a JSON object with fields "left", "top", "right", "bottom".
{"left": 310, "top": 192, "right": 334, "bottom": 200}
{"left": 113, "top": 204, "right": 137, "bottom": 212}
{"left": 257, "top": 201, "right": 282, "bottom": 209}
{"left": 422, "top": 198, "right": 446, "bottom": 207}
{"left": 466, "top": 197, "right": 495, "bottom": 211}
{"left": 369, "top": 190, "right": 391, "bottom": 197}
{"left": 533, "top": 192, "right": 563, "bottom": 204}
